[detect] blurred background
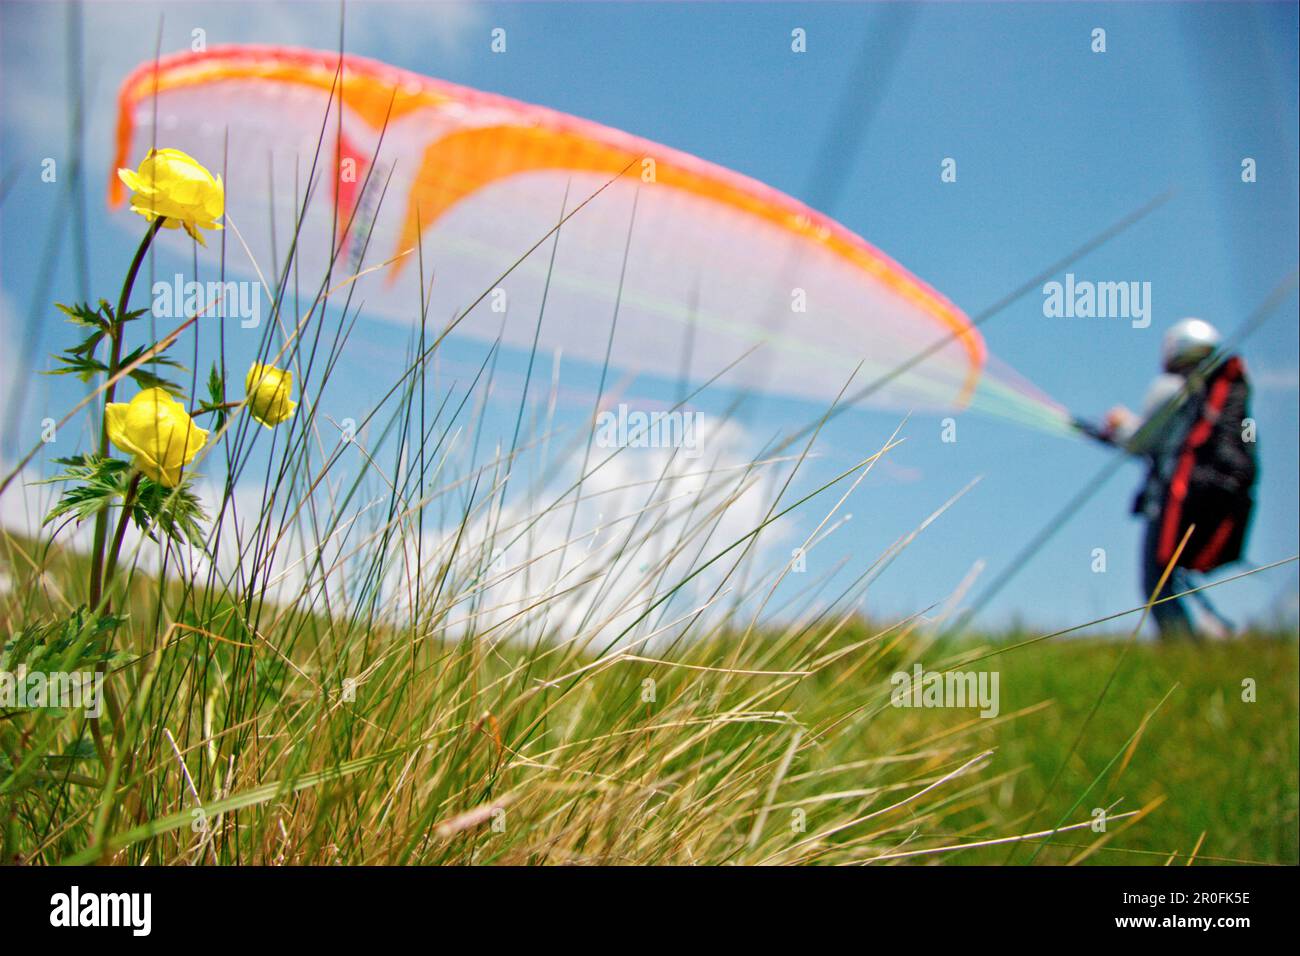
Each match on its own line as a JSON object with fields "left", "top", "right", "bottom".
{"left": 1, "top": 0, "right": 1297, "bottom": 635}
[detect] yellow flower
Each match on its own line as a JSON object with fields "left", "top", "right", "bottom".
{"left": 105, "top": 388, "right": 208, "bottom": 487}
{"left": 245, "top": 363, "right": 297, "bottom": 428}
{"left": 117, "top": 148, "right": 224, "bottom": 245}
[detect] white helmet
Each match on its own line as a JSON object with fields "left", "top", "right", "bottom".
{"left": 1162, "top": 317, "right": 1221, "bottom": 372}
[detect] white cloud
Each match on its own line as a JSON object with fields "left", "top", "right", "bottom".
{"left": 0, "top": 414, "right": 805, "bottom": 657}
{"left": 380, "top": 416, "right": 791, "bottom": 652}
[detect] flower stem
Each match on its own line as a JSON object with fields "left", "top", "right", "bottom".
{"left": 102, "top": 471, "right": 142, "bottom": 596}
{"left": 94, "top": 470, "right": 140, "bottom": 743}
{"left": 196, "top": 401, "right": 243, "bottom": 414}
{"left": 87, "top": 217, "right": 164, "bottom": 612}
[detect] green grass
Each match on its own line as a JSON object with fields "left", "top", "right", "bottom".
{"left": 3, "top": 525, "right": 1294, "bottom": 865}
{"left": 929, "top": 638, "right": 1299, "bottom": 865}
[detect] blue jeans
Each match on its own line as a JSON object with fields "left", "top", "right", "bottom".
{"left": 1141, "top": 519, "right": 1196, "bottom": 640}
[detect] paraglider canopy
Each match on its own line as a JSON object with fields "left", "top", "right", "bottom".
{"left": 111, "top": 45, "right": 1062, "bottom": 427}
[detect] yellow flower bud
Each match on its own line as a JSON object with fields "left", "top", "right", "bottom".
{"left": 245, "top": 363, "right": 297, "bottom": 428}
{"left": 105, "top": 388, "right": 209, "bottom": 487}
{"left": 117, "top": 148, "right": 224, "bottom": 245}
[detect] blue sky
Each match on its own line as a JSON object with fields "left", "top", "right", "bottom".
{"left": 1, "top": 1, "right": 1297, "bottom": 634}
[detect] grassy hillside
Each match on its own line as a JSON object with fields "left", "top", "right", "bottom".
{"left": 932, "top": 639, "right": 1298, "bottom": 864}
{"left": 3, "top": 531, "right": 1294, "bottom": 865}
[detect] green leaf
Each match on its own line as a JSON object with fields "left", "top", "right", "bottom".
{"left": 40, "top": 456, "right": 209, "bottom": 552}
{"left": 40, "top": 456, "right": 132, "bottom": 526}
{"left": 127, "top": 367, "right": 184, "bottom": 396}
{"left": 46, "top": 354, "right": 109, "bottom": 383}
{"left": 132, "top": 477, "right": 210, "bottom": 552}
{"left": 40, "top": 454, "right": 130, "bottom": 484}
{"left": 47, "top": 324, "right": 114, "bottom": 382}
{"left": 67, "top": 329, "right": 107, "bottom": 358}
{"left": 2, "top": 606, "right": 125, "bottom": 673}
{"left": 120, "top": 344, "right": 185, "bottom": 371}
{"left": 206, "top": 362, "right": 226, "bottom": 405}
{"left": 202, "top": 362, "right": 228, "bottom": 431}
{"left": 55, "top": 301, "right": 110, "bottom": 331}
{"left": 118, "top": 344, "right": 188, "bottom": 396}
